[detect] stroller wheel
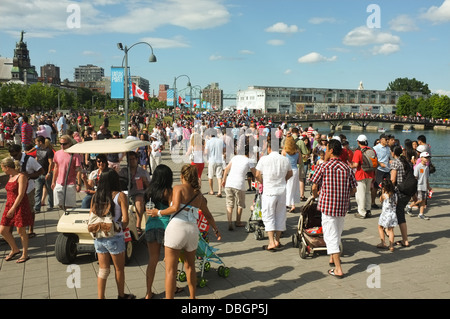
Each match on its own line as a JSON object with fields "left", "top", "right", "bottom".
{"left": 299, "top": 241, "right": 308, "bottom": 259}
{"left": 254, "top": 228, "right": 264, "bottom": 240}
{"left": 218, "top": 266, "right": 230, "bottom": 278}
{"left": 292, "top": 234, "right": 299, "bottom": 248}
{"left": 204, "top": 261, "right": 211, "bottom": 272}
{"left": 198, "top": 277, "right": 207, "bottom": 288}
{"left": 178, "top": 271, "right": 187, "bottom": 282}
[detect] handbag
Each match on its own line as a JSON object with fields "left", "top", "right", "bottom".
{"left": 87, "top": 201, "right": 121, "bottom": 238}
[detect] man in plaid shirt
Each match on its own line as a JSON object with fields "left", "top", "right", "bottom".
{"left": 21, "top": 115, "right": 33, "bottom": 151}
{"left": 311, "top": 139, "right": 357, "bottom": 278}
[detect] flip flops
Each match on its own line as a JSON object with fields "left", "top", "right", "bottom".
{"left": 16, "top": 256, "right": 30, "bottom": 264}
{"left": 5, "top": 251, "right": 21, "bottom": 261}
{"left": 328, "top": 269, "right": 344, "bottom": 279}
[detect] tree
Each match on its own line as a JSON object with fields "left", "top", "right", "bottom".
{"left": 387, "top": 77, "right": 431, "bottom": 95}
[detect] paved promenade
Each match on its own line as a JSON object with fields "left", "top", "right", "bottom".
{"left": 1, "top": 150, "right": 450, "bottom": 301}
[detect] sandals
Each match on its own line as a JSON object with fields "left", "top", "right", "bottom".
{"left": 5, "top": 251, "right": 21, "bottom": 261}
{"left": 118, "top": 293, "right": 136, "bottom": 299}
{"left": 137, "top": 227, "right": 143, "bottom": 237}
{"left": 376, "top": 241, "right": 387, "bottom": 249}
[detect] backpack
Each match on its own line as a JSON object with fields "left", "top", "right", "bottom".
{"left": 397, "top": 164, "right": 417, "bottom": 197}
{"left": 360, "top": 147, "right": 378, "bottom": 172}
{"left": 87, "top": 201, "right": 121, "bottom": 239}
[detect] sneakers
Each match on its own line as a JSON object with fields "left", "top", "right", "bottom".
{"left": 405, "top": 206, "right": 414, "bottom": 216}
{"left": 418, "top": 214, "right": 430, "bottom": 220}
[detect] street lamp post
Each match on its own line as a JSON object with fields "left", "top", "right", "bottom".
{"left": 117, "top": 42, "right": 157, "bottom": 137}
{"left": 173, "top": 74, "right": 191, "bottom": 111}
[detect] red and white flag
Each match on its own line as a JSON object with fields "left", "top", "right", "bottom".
{"left": 178, "top": 96, "right": 189, "bottom": 105}
{"left": 132, "top": 83, "right": 149, "bottom": 100}
{"left": 416, "top": 112, "right": 422, "bottom": 117}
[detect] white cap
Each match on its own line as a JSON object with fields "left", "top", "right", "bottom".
{"left": 416, "top": 145, "right": 427, "bottom": 153}
{"left": 420, "top": 152, "right": 430, "bottom": 158}
{"left": 357, "top": 134, "right": 367, "bottom": 142}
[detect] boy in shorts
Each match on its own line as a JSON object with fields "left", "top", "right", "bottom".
{"left": 409, "top": 152, "right": 432, "bottom": 220}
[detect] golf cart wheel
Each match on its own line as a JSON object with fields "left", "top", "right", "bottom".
{"left": 124, "top": 240, "right": 134, "bottom": 265}
{"left": 55, "top": 233, "right": 78, "bottom": 264}
{"left": 299, "top": 241, "right": 308, "bottom": 259}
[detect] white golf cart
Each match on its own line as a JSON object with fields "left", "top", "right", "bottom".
{"left": 54, "top": 138, "right": 150, "bottom": 265}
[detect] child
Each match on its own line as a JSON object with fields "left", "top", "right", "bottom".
{"left": 377, "top": 179, "right": 398, "bottom": 252}
{"left": 409, "top": 152, "right": 432, "bottom": 220}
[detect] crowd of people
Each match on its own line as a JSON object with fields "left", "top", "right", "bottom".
{"left": 0, "top": 108, "right": 434, "bottom": 296}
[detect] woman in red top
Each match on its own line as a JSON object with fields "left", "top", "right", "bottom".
{"left": 0, "top": 158, "right": 33, "bottom": 263}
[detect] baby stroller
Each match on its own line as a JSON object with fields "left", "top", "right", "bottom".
{"left": 292, "top": 196, "right": 332, "bottom": 259}
{"left": 245, "top": 182, "right": 265, "bottom": 240}
{"left": 177, "top": 210, "right": 229, "bottom": 288}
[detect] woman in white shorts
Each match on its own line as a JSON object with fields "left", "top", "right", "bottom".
{"left": 148, "top": 164, "right": 221, "bottom": 299}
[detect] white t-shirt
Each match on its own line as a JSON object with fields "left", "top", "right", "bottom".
{"left": 225, "top": 155, "right": 251, "bottom": 191}
{"left": 255, "top": 151, "right": 291, "bottom": 196}
{"left": 151, "top": 140, "right": 162, "bottom": 157}
{"left": 206, "top": 137, "right": 224, "bottom": 164}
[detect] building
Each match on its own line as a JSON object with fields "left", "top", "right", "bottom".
{"left": 131, "top": 76, "right": 149, "bottom": 94}
{"left": 39, "top": 64, "right": 61, "bottom": 85}
{"left": 74, "top": 64, "right": 104, "bottom": 82}
{"left": 202, "top": 82, "right": 223, "bottom": 110}
{"left": 236, "top": 83, "right": 427, "bottom": 115}
{"left": 158, "top": 84, "right": 169, "bottom": 102}
{"left": 10, "top": 31, "right": 38, "bottom": 84}
{"left": 0, "top": 57, "right": 13, "bottom": 84}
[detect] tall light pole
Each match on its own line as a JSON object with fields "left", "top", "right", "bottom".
{"left": 173, "top": 74, "right": 191, "bottom": 111}
{"left": 117, "top": 42, "right": 157, "bottom": 137}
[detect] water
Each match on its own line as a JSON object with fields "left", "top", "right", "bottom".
{"left": 310, "top": 123, "right": 450, "bottom": 188}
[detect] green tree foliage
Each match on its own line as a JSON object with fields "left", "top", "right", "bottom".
{"left": 387, "top": 77, "right": 431, "bottom": 95}
{"left": 396, "top": 93, "right": 450, "bottom": 118}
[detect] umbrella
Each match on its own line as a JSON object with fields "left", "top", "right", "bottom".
{"left": 2, "top": 112, "right": 18, "bottom": 117}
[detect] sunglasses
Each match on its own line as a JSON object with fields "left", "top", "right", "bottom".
{"left": 97, "top": 160, "right": 106, "bottom": 163}
{"left": 60, "top": 142, "right": 70, "bottom": 146}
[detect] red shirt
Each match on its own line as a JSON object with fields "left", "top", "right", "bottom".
{"left": 352, "top": 146, "right": 375, "bottom": 180}
{"left": 21, "top": 123, "right": 33, "bottom": 145}
{"left": 310, "top": 158, "right": 357, "bottom": 217}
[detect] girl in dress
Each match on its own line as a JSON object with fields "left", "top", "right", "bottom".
{"left": 0, "top": 158, "right": 32, "bottom": 263}
{"left": 377, "top": 179, "right": 398, "bottom": 252}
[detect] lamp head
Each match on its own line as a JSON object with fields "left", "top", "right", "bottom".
{"left": 117, "top": 43, "right": 123, "bottom": 50}
{"left": 149, "top": 54, "right": 157, "bottom": 63}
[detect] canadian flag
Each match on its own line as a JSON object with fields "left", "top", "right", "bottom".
{"left": 178, "top": 96, "right": 188, "bottom": 105}
{"left": 132, "top": 83, "right": 149, "bottom": 100}
{"left": 416, "top": 112, "right": 422, "bottom": 117}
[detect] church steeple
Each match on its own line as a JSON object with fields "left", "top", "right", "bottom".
{"left": 11, "top": 30, "right": 37, "bottom": 84}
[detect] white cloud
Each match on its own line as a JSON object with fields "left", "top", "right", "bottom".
{"left": 389, "top": 14, "right": 419, "bottom": 32}
{"left": 298, "top": 52, "right": 337, "bottom": 63}
{"left": 284, "top": 69, "right": 292, "bottom": 74}
{"left": 308, "top": 17, "right": 337, "bottom": 24}
{"left": 267, "top": 39, "right": 285, "bottom": 46}
{"left": 265, "top": 22, "right": 300, "bottom": 33}
{"left": 433, "top": 89, "right": 450, "bottom": 97}
{"left": 140, "top": 36, "right": 190, "bottom": 49}
{"left": 343, "top": 26, "right": 400, "bottom": 46}
{"left": 371, "top": 43, "right": 400, "bottom": 55}
{"left": 421, "top": 0, "right": 450, "bottom": 24}
{"left": 239, "top": 50, "right": 254, "bottom": 55}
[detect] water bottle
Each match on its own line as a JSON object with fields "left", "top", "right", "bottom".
{"left": 428, "top": 190, "right": 433, "bottom": 199}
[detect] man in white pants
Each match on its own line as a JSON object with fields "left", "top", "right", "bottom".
{"left": 255, "top": 139, "right": 292, "bottom": 251}
{"left": 352, "top": 135, "right": 376, "bottom": 218}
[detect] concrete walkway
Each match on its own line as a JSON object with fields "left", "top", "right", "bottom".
{"left": 1, "top": 150, "right": 450, "bottom": 300}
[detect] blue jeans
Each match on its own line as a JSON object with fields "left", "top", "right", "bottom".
{"left": 81, "top": 193, "right": 93, "bottom": 208}
{"left": 34, "top": 174, "right": 54, "bottom": 212}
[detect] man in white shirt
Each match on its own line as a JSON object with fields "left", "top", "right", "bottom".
{"left": 149, "top": 134, "right": 162, "bottom": 174}
{"left": 205, "top": 131, "right": 225, "bottom": 197}
{"left": 222, "top": 144, "right": 256, "bottom": 230}
{"left": 255, "top": 139, "right": 292, "bottom": 251}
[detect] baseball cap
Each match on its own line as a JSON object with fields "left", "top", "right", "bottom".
{"left": 420, "top": 152, "right": 430, "bottom": 158}
{"left": 416, "top": 145, "right": 427, "bottom": 153}
{"left": 357, "top": 134, "right": 367, "bottom": 142}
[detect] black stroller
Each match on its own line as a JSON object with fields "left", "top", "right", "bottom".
{"left": 292, "top": 196, "right": 342, "bottom": 259}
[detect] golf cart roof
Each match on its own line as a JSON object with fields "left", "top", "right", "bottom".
{"left": 65, "top": 138, "right": 151, "bottom": 154}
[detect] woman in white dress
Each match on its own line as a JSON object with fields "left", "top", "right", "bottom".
{"left": 282, "top": 136, "right": 301, "bottom": 213}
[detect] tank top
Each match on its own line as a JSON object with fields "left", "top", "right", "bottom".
{"left": 112, "top": 192, "right": 123, "bottom": 234}
{"left": 286, "top": 152, "right": 299, "bottom": 169}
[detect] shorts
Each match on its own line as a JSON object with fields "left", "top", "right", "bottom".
{"left": 208, "top": 162, "right": 223, "bottom": 179}
{"left": 164, "top": 218, "right": 199, "bottom": 252}
{"left": 225, "top": 187, "right": 246, "bottom": 209}
{"left": 145, "top": 228, "right": 165, "bottom": 245}
{"left": 321, "top": 214, "right": 345, "bottom": 255}
{"left": 94, "top": 234, "right": 126, "bottom": 255}
{"left": 54, "top": 184, "right": 77, "bottom": 208}
{"left": 417, "top": 190, "right": 427, "bottom": 201}
{"left": 375, "top": 170, "right": 390, "bottom": 188}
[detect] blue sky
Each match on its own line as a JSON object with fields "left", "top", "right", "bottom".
{"left": 1, "top": 0, "right": 449, "bottom": 102}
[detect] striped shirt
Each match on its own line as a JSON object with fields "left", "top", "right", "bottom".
{"left": 21, "top": 123, "right": 33, "bottom": 145}
{"left": 310, "top": 158, "right": 357, "bottom": 217}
